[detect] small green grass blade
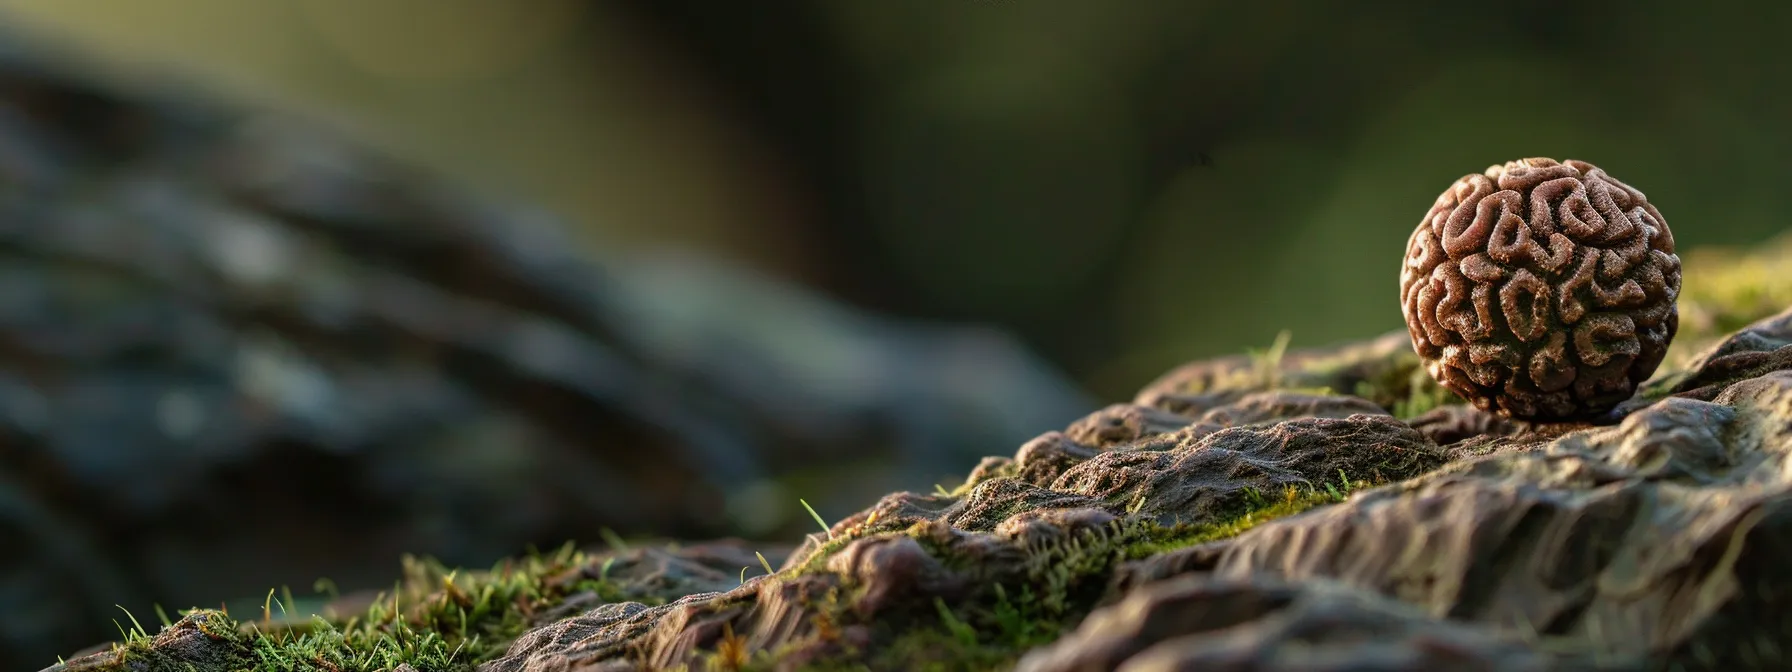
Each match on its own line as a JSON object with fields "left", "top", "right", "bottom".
{"left": 800, "top": 499, "right": 833, "bottom": 540}
{"left": 115, "top": 605, "right": 147, "bottom": 638}
{"left": 756, "top": 551, "right": 776, "bottom": 576}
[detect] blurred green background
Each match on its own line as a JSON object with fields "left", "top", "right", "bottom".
{"left": 1, "top": 0, "right": 1785, "bottom": 401}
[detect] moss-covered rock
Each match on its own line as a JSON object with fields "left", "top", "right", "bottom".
{"left": 46, "top": 236, "right": 1792, "bottom": 671}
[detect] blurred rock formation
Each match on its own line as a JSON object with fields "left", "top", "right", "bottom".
{"left": 0, "top": 31, "right": 1094, "bottom": 666}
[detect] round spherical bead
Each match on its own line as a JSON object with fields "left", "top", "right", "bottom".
{"left": 1399, "top": 158, "right": 1681, "bottom": 420}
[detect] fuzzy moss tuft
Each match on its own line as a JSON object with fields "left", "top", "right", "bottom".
{"left": 62, "top": 543, "right": 647, "bottom": 672}
{"left": 1676, "top": 235, "right": 1792, "bottom": 339}
{"left": 1341, "top": 351, "right": 1460, "bottom": 420}
{"left": 1126, "top": 474, "right": 1375, "bottom": 560}
{"left": 736, "top": 474, "right": 1382, "bottom": 672}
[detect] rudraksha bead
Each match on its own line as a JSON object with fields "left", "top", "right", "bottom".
{"left": 1399, "top": 158, "right": 1680, "bottom": 420}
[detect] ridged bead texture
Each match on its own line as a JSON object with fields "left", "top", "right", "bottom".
{"left": 1400, "top": 158, "right": 1681, "bottom": 420}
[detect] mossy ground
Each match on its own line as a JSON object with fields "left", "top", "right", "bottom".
{"left": 697, "top": 475, "right": 1378, "bottom": 672}
{"left": 1632, "top": 233, "right": 1792, "bottom": 399}
{"left": 1233, "top": 328, "right": 1464, "bottom": 421}
{"left": 1674, "top": 234, "right": 1792, "bottom": 349}
{"left": 68, "top": 544, "right": 649, "bottom": 672}
{"left": 68, "top": 469, "right": 1374, "bottom": 672}
{"left": 62, "top": 234, "right": 1792, "bottom": 671}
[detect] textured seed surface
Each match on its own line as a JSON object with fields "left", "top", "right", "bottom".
{"left": 1399, "top": 157, "right": 1681, "bottom": 419}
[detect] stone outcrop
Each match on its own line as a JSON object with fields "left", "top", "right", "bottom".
{"left": 466, "top": 305, "right": 1792, "bottom": 672}
{"left": 49, "top": 290, "right": 1792, "bottom": 671}
{"left": 1015, "top": 575, "right": 1576, "bottom": 672}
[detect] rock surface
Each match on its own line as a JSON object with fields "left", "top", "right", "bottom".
{"left": 48, "top": 278, "right": 1792, "bottom": 670}
{"left": 1015, "top": 575, "right": 1575, "bottom": 672}
{"left": 470, "top": 304, "right": 1792, "bottom": 672}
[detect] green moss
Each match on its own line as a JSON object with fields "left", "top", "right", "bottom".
{"left": 1230, "top": 329, "right": 1462, "bottom": 420}
{"left": 1337, "top": 351, "right": 1460, "bottom": 420}
{"left": 1656, "top": 234, "right": 1792, "bottom": 373}
{"left": 1677, "top": 237, "right": 1792, "bottom": 332}
{"left": 788, "top": 526, "right": 874, "bottom": 576}
{"left": 79, "top": 544, "right": 643, "bottom": 672}
{"left": 1127, "top": 476, "right": 1371, "bottom": 560}
{"left": 739, "top": 475, "right": 1380, "bottom": 672}
{"left": 870, "top": 590, "right": 1059, "bottom": 672}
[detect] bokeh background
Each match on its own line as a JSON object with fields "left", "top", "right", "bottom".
{"left": 1, "top": 0, "right": 1789, "bottom": 666}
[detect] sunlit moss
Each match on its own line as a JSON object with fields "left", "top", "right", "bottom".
{"left": 1668, "top": 233, "right": 1792, "bottom": 367}
{"left": 70, "top": 544, "right": 649, "bottom": 672}
{"left": 725, "top": 475, "right": 1379, "bottom": 672}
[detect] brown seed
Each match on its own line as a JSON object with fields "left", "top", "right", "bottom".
{"left": 1398, "top": 158, "right": 1681, "bottom": 420}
